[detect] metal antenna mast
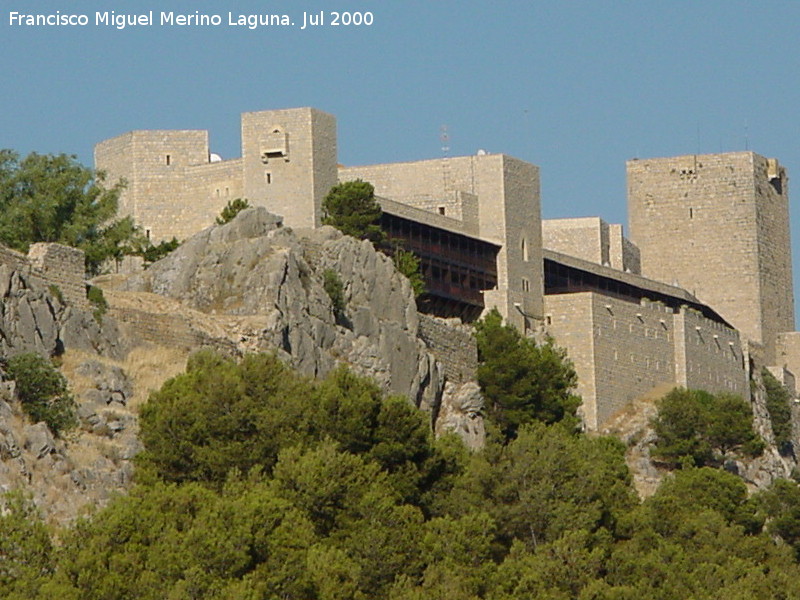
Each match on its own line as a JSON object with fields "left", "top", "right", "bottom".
{"left": 440, "top": 125, "right": 451, "bottom": 195}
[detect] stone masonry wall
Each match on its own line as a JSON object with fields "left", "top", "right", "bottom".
{"left": 242, "top": 108, "right": 337, "bottom": 230}
{"left": 341, "top": 154, "right": 543, "bottom": 329}
{"left": 417, "top": 314, "right": 477, "bottom": 383}
{"left": 675, "top": 306, "right": 747, "bottom": 395}
{"left": 628, "top": 152, "right": 794, "bottom": 363}
{"left": 542, "top": 217, "right": 608, "bottom": 266}
{"left": 544, "top": 291, "right": 747, "bottom": 430}
{"left": 0, "top": 243, "right": 88, "bottom": 309}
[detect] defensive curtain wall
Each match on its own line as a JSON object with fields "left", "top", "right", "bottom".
{"left": 0, "top": 243, "right": 88, "bottom": 310}
{"left": 628, "top": 152, "right": 795, "bottom": 365}
{"left": 543, "top": 249, "right": 747, "bottom": 429}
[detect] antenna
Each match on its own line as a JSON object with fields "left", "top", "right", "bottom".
{"left": 744, "top": 120, "right": 749, "bottom": 151}
{"left": 440, "top": 125, "right": 451, "bottom": 195}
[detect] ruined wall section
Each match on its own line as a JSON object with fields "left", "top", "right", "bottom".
{"left": 417, "top": 314, "right": 477, "bottom": 383}
{"left": 242, "top": 107, "right": 337, "bottom": 229}
{"left": 27, "top": 244, "right": 88, "bottom": 309}
{"left": 628, "top": 152, "right": 794, "bottom": 363}
{"left": 0, "top": 243, "right": 87, "bottom": 309}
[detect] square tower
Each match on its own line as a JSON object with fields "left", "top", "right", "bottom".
{"left": 241, "top": 107, "right": 338, "bottom": 229}
{"left": 627, "top": 151, "right": 794, "bottom": 362}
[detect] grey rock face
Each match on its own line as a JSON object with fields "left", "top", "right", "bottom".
{"left": 436, "top": 381, "right": 485, "bottom": 450}
{"left": 23, "top": 423, "right": 56, "bottom": 459}
{"left": 0, "top": 263, "right": 126, "bottom": 361}
{"left": 121, "top": 207, "right": 446, "bottom": 413}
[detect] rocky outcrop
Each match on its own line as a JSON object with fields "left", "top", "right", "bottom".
{"left": 118, "top": 208, "right": 448, "bottom": 415}
{"left": 0, "top": 262, "right": 126, "bottom": 361}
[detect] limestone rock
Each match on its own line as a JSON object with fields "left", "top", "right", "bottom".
{"left": 119, "top": 207, "right": 445, "bottom": 413}
{"left": 23, "top": 423, "right": 56, "bottom": 459}
{"left": 436, "top": 381, "right": 485, "bottom": 450}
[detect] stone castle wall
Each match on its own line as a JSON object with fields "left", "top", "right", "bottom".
{"left": 417, "top": 314, "right": 477, "bottom": 383}
{"left": 544, "top": 291, "right": 747, "bottom": 429}
{"left": 341, "top": 154, "right": 543, "bottom": 329}
{"left": 108, "top": 305, "right": 238, "bottom": 356}
{"left": 675, "top": 306, "right": 747, "bottom": 394}
{"left": 0, "top": 243, "right": 87, "bottom": 309}
{"left": 628, "top": 152, "right": 794, "bottom": 363}
{"left": 542, "top": 217, "right": 641, "bottom": 274}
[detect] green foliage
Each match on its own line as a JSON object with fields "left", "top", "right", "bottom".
{"left": 86, "top": 285, "right": 108, "bottom": 323}
{"left": 140, "top": 236, "right": 180, "bottom": 265}
{"left": 393, "top": 247, "right": 425, "bottom": 297}
{"left": 323, "top": 268, "right": 346, "bottom": 319}
{"left": 215, "top": 197, "right": 250, "bottom": 225}
{"left": 322, "top": 179, "right": 386, "bottom": 244}
{"left": 757, "top": 479, "right": 800, "bottom": 560}
{"left": 16, "top": 351, "right": 800, "bottom": 599}
{"left": 762, "top": 368, "right": 794, "bottom": 455}
{"left": 441, "top": 423, "right": 637, "bottom": 554}
{"left": 0, "top": 150, "right": 143, "bottom": 275}
{"left": 0, "top": 492, "right": 54, "bottom": 599}
{"left": 651, "top": 388, "right": 765, "bottom": 468}
{"left": 137, "top": 351, "right": 317, "bottom": 484}
{"left": 474, "top": 308, "right": 580, "bottom": 438}
{"left": 47, "top": 284, "right": 64, "bottom": 305}
{"left": 4, "top": 353, "right": 76, "bottom": 436}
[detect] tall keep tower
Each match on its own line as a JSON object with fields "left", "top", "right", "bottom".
{"left": 242, "top": 107, "right": 337, "bottom": 229}
{"left": 627, "top": 151, "right": 794, "bottom": 362}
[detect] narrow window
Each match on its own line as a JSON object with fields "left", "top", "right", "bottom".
{"left": 266, "top": 172, "right": 272, "bottom": 184}
{"left": 145, "top": 228, "right": 151, "bottom": 240}
{"left": 689, "top": 207, "right": 694, "bottom": 219}
{"left": 165, "top": 154, "right": 171, "bottom": 166}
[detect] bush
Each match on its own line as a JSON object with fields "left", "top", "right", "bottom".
{"left": 651, "top": 388, "right": 764, "bottom": 468}
{"left": 216, "top": 198, "right": 250, "bottom": 225}
{"left": 86, "top": 285, "right": 108, "bottom": 323}
{"left": 763, "top": 369, "right": 793, "bottom": 455}
{"left": 4, "top": 353, "right": 76, "bottom": 436}
{"left": 322, "top": 180, "right": 385, "bottom": 244}
{"left": 393, "top": 247, "right": 425, "bottom": 297}
{"left": 322, "top": 269, "right": 345, "bottom": 319}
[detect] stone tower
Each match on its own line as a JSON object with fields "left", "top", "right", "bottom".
{"left": 627, "top": 151, "right": 794, "bottom": 362}
{"left": 241, "top": 107, "right": 337, "bottom": 229}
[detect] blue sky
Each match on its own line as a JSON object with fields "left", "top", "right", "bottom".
{"left": 3, "top": 1, "right": 800, "bottom": 316}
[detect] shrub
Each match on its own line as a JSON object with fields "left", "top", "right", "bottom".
{"left": 393, "top": 247, "right": 425, "bottom": 297}
{"left": 4, "top": 353, "right": 76, "bottom": 436}
{"left": 651, "top": 388, "right": 764, "bottom": 468}
{"left": 322, "top": 269, "right": 345, "bottom": 319}
{"left": 762, "top": 368, "right": 793, "bottom": 455}
{"left": 322, "top": 180, "right": 385, "bottom": 244}
{"left": 474, "top": 308, "right": 580, "bottom": 439}
{"left": 86, "top": 285, "right": 108, "bottom": 323}
{"left": 216, "top": 198, "right": 250, "bottom": 225}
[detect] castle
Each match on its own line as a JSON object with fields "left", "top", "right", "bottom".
{"left": 94, "top": 107, "right": 799, "bottom": 430}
